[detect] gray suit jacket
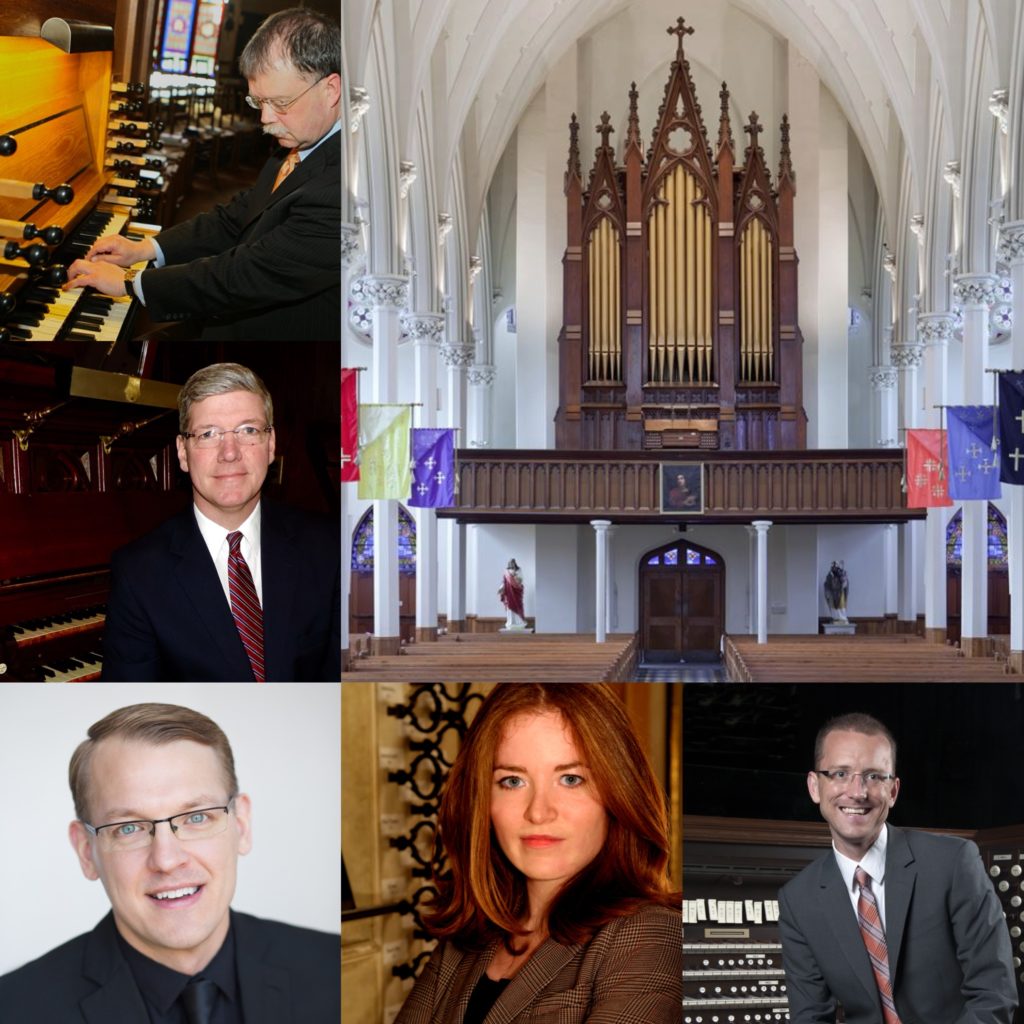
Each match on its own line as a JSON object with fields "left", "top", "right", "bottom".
{"left": 778, "top": 825, "right": 1017, "bottom": 1024}
{"left": 394, "top": 903, "right": 682, "bottom": 1024}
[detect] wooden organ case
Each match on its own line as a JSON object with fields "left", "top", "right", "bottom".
{"left": 686, "top": 817, "right": 1024, "bottom": 1024}
{"left": 556, "top": 18, "right": 806, "bottom": 453}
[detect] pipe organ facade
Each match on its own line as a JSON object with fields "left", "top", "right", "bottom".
{"left": 557, "top": 18, "right": 806, "bottom": 453}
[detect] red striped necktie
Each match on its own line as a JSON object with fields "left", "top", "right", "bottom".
{"left": 227, "top": 531, "right": 265, "bottom": 682}
{"left": 855, "top": 866, "right": 902, "bottom": 1024}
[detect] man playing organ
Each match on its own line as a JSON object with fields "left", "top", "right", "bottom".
{"left": 62, "top": 7, "right": 341, "bottom": 342}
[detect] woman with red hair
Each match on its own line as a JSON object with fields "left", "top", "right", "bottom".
{"left": 395, "top": 683, "right": 681, "bottom": 1023}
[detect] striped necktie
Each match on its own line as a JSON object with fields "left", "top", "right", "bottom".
{"left": 227, "top": 530, "right": 265, "bottom": 682}
{"left": 855, "top": 866, "right": 902, "bottom": 1024}
{"left": 272, "top": 148, "right": 300, "bottom": 191}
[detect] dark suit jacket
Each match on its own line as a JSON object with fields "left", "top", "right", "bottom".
{"left": 0, "top": 910, "right": 339, "bottom": 1024}
{"left": 102, "top": 500, "right": 340, "bottom": 682}
{"left": 140, "top": 133, "right": 340, "bottom": 341}
{"left": 778, "top": 825, "right": 1017, "bottom": 1024}
{"left": 394, "top": 903, "right": 682, "bottom": 1024}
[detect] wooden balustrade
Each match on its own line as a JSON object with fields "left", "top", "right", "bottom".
{"left": 443, "top": 449, "right": 918, "bottom": 524}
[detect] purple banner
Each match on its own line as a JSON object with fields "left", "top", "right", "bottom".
{"left": 946, "top": 405, "right": 1001, "bottom": 500}
{"left": 409, "top": 428, "right": 455, "bottom": 508}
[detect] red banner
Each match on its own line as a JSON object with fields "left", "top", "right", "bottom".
{"left": 906, "top": 428, "right": 952, "bottom": 507}
{"left": 341, "top": 368, "right": 359, "bottom": 482}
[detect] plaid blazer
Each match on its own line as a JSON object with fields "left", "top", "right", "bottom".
{"left": 394, "top": 903, "right": 682, "bottom": 1024}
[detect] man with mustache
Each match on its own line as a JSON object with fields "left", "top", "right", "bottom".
{"left": 778, "top": 712, "right": 1016, "bottom": 1023}
{"left": 63, "top": 7, "right": 341, "bottom": 342}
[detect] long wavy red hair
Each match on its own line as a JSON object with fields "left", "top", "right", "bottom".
{"left": 423, "top": 683, "right": 678, "bottom": 950}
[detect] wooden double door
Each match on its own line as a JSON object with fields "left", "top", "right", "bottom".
{"left": 640, "top": 540, "right": 724, "bottom": 662}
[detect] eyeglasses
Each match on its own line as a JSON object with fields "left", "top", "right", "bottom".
{"left": 814, "top": 769, "right": 895, "bottom": 789}
{"left": 83, "top": 798, "right": 236, "bottom": 852}
{"left": 245, "top": 75, "right": 326, "bottom": 115}
{"left": 182, "top": 425, "right": 273, "bottom": 449}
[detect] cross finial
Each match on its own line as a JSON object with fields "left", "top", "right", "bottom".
{"left": 667, "top": 17, "right": 695, "bottom": 49}
{"left": 596, "top": 110, "right": 614, "bottom": 147}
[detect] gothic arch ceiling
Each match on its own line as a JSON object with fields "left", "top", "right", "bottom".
{"left": 392, "top": 0, "right": 999, "bottom": 240}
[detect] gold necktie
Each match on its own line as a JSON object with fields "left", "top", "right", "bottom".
{"left": 272, "top": 149, "right": 300, "bottom": 192}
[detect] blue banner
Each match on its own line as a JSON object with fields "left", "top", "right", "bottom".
{"left": 409, "top": 428, "right": 455, "bottom": 507}
{"left": 946, "top": 405, "right": 1001, "bottom": 500}
{"left": 999, "top": 372, "right": 1024, "bottom": 485}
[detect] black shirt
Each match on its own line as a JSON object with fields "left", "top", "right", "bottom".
{"left": 117, "top": 923, "right": 242, "bottom": 1023}
{"left": 462, "top": 974, "right": 510, "bottom": 1024}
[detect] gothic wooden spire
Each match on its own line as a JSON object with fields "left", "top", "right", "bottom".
{"left": 566, "top": 113, "right": 581, "bottom": 182}
{"left": 743, "top": 111, "right": 764, "bottom": 159}
{"left": 778, "top": 113, "right": 794, "bottom": 183}
{"left": 596, "top": 110, "right": 614, "bottom": 151}
{"left": 626, "top": 81, "right": 642, "bottom": 152}
{"left": 718, "top": 81, "right": 734, "bottom": 153}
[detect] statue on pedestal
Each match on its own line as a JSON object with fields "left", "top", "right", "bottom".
{"left": 498, "top": 558, "right": 527, "bottom": 629}
{"left": 824, "top": 561, "right": 849, "bottom": 623}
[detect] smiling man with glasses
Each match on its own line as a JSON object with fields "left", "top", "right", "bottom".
{"left": 0, "top": 702, "right": 339, "bottom": 1021}
{"left": 101, "top": 362, "right": 340, "bottom": 682}
{"left": 63, "top": 7, "right": 341, "bottom": 342}
{"left": 777, "top": 712, "right": 1016, "bottom": 1024}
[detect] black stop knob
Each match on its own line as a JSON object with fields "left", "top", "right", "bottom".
{"left": 0, "top": 291, "right": 15, "bottom": 314}
{"left": 0, "top": 135, "right": 16, "bottom": 157}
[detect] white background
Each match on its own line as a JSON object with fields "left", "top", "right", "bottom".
{"left": 0, "top": 683, "right": 340, "bottom": 974}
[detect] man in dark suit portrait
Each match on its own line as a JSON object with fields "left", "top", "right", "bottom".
{"left": 778, "top": 712, "right": 1017, "bottom": 1024}
{"left": 0, "top": 702, "right": 339, "bottom": 1022}
{"left": 62, "top": 7, "right": 341, "bottom": 342}
{"left": 101, "top": 361, "right": 340, "bottom": 681}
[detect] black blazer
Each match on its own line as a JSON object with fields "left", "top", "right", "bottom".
{"left": 0, "top": 911, "right": 339, "bottom": 1024}
{"left": 778, "top": 825, "right": 1017, "bottom": 1024}
{"left": 101, "top": 500, "right": 340, "bottom": 682}
{"left": 141, "top": 134, "right": 341, "bottom": 341}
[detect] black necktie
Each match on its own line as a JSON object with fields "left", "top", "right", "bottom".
{"left": 181, "top": 977, "right": 219, "bottom": 1024}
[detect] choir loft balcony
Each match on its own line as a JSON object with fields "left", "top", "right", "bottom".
{"left": 439, "top": 449, "right": 918, "bottom": 525}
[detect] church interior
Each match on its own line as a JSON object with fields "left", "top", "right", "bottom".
{"left": 342, "top": 0, "right": 1024, "bottom": 683}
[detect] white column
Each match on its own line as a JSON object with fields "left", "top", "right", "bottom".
{"left": 403, "top": 312, "right": 445, "bottom": 642}
{"left": 340, "top": 224, "right": 362, "bottom": 668}
{"left": 591, "top": 520, "right": 611, "bottom": 643}
{"left": 363, "top": 274, "right": 409, "bottom": 655}
{"left": 917, "top": 313, "right": 955, "bottom": 641}
{"left": 883, "top": 524, "right": 898, "bottom": 616}
{"left": 890, "top": 340, "right": 924, "bottom": 624}
{"left": 605, "top": 524, "right": 618, "bottom": 632}
{"left": 745, "top": 525, "right": 757, "bottom": 633}
{"left": 442, "top": 340, "right": 474, "bottom": 631}
{"left": 869, "top": 365, "right": 898, "bottom": 449}
{"left": 752, "top": 520, "right": 772, "bottom": 644}
{"left": 468, "top": 364, "right": 496, "bottom": 448}
{"left": 999, "top": 223, "right": 1024, "bottom": 669}
{"left": 954, "top": 273, "right": 998, "bottom": 654}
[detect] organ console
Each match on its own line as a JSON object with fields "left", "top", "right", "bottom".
{"left": 686, "top": 816, "right": 1024, "bottom": 1024}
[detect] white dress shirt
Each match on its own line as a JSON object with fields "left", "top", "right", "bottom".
{"left": 833, "top": 824, "right": 890, "bottom": 930}
{"left": 192, "top": 502, "right": 264, "bottom": 608}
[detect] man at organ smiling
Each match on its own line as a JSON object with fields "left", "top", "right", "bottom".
{"left": 0, "top": 702, "right": 338, "bottom": 1021}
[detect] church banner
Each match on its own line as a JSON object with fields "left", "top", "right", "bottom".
{"left": 905, "top": 429, "right": 952, "bottom": 508}
{"left": 409, "top": 428, "right": 455, "bottom": 508}
{"left": 945, "top": 405, "right": 1001, "bottom": 501}
{"left": 998, "top": 371, "right": 1024, "bottom": 485}
{"left": 357, "top": 405, "right": 412, "bottom": 500}
{"left": 341, "top": 368, "right": 359, "bottom": 483}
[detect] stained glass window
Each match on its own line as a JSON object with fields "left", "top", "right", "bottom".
{"left": 156, "top": 0, "right": 224, "bottom": 76}
{"left": 945, "top": 504, "right": 1008, "bottom": 567}
{"left": 664, "top": 549, "right": 679, "bottom": 565}
{"left": 647, "top": 555, "right": 660, "bottom": 565}
{"left": 686, "top": 548, "right": 701, "bottom": 565}
{"left": 705, "top": 555, "right": 717, "bottom": 565}
{"left": 351, "top": 507, "right": 417, "bottom": 573}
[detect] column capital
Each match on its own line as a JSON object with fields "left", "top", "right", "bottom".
{"left": 341, "top": 223, "right": 362, "bottom": 270}
{"left": 361, "top": 275, "right": 409, "bottom": 310}
{"left": 953, "top": 273, "right": 998, "bottom": 309}
{"left": 349, "top": 86, "right": 369, "bottom": 133}
{"left": 440, "top": 342, "right": 475, "bottom": 369}
{"left": 399, "top": 160, "right": 417, "bottom": 199}
{"left": 752, "top": 519, "right": 772, "bottom": 532}
{"left": 890, "top": 341, "right": 924, "bottom": 369}
{"left": 998, "top": 221, "right": 1024, "bottom": 266}
{"left": 468, "top": 363, "right": 497, "bottom": 386}
{"left": 590, "top": 519, "right": 612, "bottom": 532}
{"left": 916, "top": 312, "right": 956, "bottom": 346}
{"left": 868, "top": 365, "right": 898, "bottom": 391}
{"left": 401, "top": 311, "right": 445, "bottom": 344}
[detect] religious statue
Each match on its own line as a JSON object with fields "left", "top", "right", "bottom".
{"left": 498, "top": 558, "right": 527, "bottom": 629}
{"left": 823, "top": 561, "right": 849, "bottom": 623}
